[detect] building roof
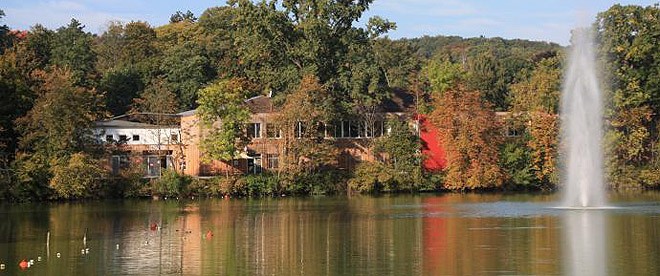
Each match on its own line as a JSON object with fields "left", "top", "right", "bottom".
{"left": 178, "top": 109, "right": 197, "bottom": 117}
{"left": 380, "top": 88, "right": 416, "bottom": 113}
{"left": 245, "top": 95, "right": 277, "bottom": 114}
{"left": 94, "top": 120, "right": 178, "bottom": 129}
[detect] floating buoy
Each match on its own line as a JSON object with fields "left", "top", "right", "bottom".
{"left": 116, "top": 244, "right": 119, "bottom": 250}
{"left": 19, "top": 260, "right": 28, "bottom": 270}
{"left": 150, "top": 223, "right": 158, "bottom": 231}
{"left": 205, "top": 230, "right": 214, "bottom": 240}
{"left": 81, "top": 249, "right": 85, "bottom": 255}
{"left": 29, "top": 259, "right": 34, "bottom": 265}
{"left": 37, "top": 256, "right": 41, "bottom": 262}
{"left": 1, "top": 263, "right": 5, "bottom": 270}
{"left": 85, "top": 248, "right": 89, "bottom": 254}
{"left": 56, "top": 253, "right": 61, "bottom": 258}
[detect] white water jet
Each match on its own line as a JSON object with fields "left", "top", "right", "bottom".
{"left": 561, "top": 28, "right": 607, "bottom": 207}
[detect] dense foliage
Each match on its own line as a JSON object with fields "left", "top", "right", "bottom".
{"left": 1, "top": 3, "right": 659, "bottom": 201}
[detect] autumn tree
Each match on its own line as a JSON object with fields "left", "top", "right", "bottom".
{"left": 431, "top": 85, "right": 503, "bottom": 190}
{"left": 277, "top": 75, "right": 336, "bottom": 175}
{"left": 14, "top": 68, "right": 104, "bottom": 200}
{"left": 50, "top": 152, "right": 106, "bottom": 199}
{"left": 507, "top": 55, "right": 562, "bottom": 188}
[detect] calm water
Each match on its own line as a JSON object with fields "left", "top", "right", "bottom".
{"left": 1, "top": 193, "right": 659, "bottom": 275}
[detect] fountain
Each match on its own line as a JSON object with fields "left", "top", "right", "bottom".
{"left": 560, "top": 28, "right": 607, "bottom": 208}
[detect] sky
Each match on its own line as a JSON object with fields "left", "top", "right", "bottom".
{"left": 2, "top": 0, "right": 658, "bottom": 45}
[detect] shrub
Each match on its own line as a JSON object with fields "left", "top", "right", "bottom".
{"left": 348, "top": 162, "right": 394, "bottom": 193}
{"left": 151, "top": 169, "right": 192, "bottom": 198}
{"left": 49, "top": 153, "right": 106, "bottom": 199}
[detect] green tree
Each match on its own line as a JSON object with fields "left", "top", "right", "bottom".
{"left": 0, "top": 9, "right": 14, "bottom": 54}
{"left": 197, "top": 78, "right": 252, "bottom": 164}
{"left": 50, "top": 19, "right": 96, "bottom": 86}
{"left": 160, "top": 41, "right": 214, "bottom": 110}
{"left": 595, "top": 4, "right": 660, "bottom": 189}
{"left": 0, "top": 46, "right": 33, "bottom": 162}
{"left": 372, "top": 118, "right": 423, "bottom": 191}
{"left": 170, "top": 10, "right": 197, "bottom": 23}
{"left": 100, "top": 67, "right": 144, "bottom": 116}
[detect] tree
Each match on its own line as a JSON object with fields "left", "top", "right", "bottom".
{"left": 430, "top": 85, "right": 503, "bottom": 190}
{"left": 0, "top": 46, "right": 33, "bottom": 162}
{"left": 595, "top": 4, "right": 660, "bottom": 189}
{"left": 50, "top": 19, "right": 96, "bottom": 86}
{"left": 0, "top": 9, "right": 14, "bottom": 54}
{"left": 371, "top": 118, "right": 423, "bottom": 191}
{"left": 95, "top": 21, "right": 158, "bottom": 75}
{"left": 508, "top": 55, "right": 562, "bottom": 188}
{"left": 197, "top": 78, "right": 251, "bottom": 164}
{"left": 50, "top": 153, "right": 106, "bottom": 199}
{"left": 510, "top": 55, "right": 562, "bottom": 114}
{"left": 170, "top": 10, "right": 197, "bottom": 23}
{"left": 372, "top": 37, "right": 419, "bottom": 89}
{"left": 100, "top": 67, "right": 144, "bottom": 116}
{"left": 277, "top": 75, "right": 336, "bottom": 174}
{"left": 160, "top": 41, "right": 214, "bottom": 110}
{"left": 14, "top": 68, "right": 104, "bottom": 200}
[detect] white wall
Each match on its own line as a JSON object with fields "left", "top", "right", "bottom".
{"left": 94, "top": 127, "right": 182, "bottom": 145}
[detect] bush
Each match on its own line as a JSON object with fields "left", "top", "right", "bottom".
{"left": 151, "top": 169, "right": 192, "bottom": 198}
{"left": 49, "top": 153, "right": 106, "bottom": 199}
{"left": 348, "top": 162, "right": 394, "bottom": 193}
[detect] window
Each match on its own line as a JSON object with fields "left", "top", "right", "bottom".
{"left": 132, "top": 135, "right": 140, "bottom": 141}
{"left": 118, "top": 135, "right": 128, "bottom": 142}
{"left": 365, "top": 120, "right": 384, "bottom": 138}
{"left": 247, "top": 154, "right": 262, "bottom": 174}
{"left": 266, "top": 123, "right": 281, "bottom": 138}
{"left": 506, "top": 127, "right": 521, "bottom": 137}
{"left": 146, "top": 156, "right": 160, "bottom": 177}
{"left": 247, "top": 123, "right": 261, "bottom": 139}
{"left": 295, "top": 122, "right": 305, "bottom": 138}
{"left": 267, "top": 154, "right": 279, "bottom": 169}
{"left": 349, "top": 121, "right": 359, "bottom": 138}
{"left": 106, "top": 135, "right": 114, "bottom": 142}
{"left": 325, "top": 122, "right": 336, "bottom": 138}
{"left": 341, "top": 121, "right": 350, "bottom": 138}
{"left": 111, "top": 155, "right": 130, "bottom": 175}
{"left": 171, "top": 134, "right": 179, "bottom": 142}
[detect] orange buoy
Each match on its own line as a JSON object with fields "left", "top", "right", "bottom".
{"left": 205, "top": 230, "right": 214, "bottom": 240}
{"left": 18, "top": 259, "right": 28, "bottom": 270}
{"left": 150, "top": 223, "right": 158, "bottom": 231}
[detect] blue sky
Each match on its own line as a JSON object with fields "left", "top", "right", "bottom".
{"left": 2, "top": 0, "right": 658, "bottom": 45}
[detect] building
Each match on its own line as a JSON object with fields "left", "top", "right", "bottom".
{"left": 179, "top": 89, "right": 419, "bottom": 177}
{"left": 94, "top": 89, "right": 451, "bottom": 178}
{"left": 93, "top": 114, "right": 183, "bottom": 177}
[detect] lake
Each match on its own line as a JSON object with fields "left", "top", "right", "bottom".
{"left": 1, "top": 193, "right": 659, "bottom": 275}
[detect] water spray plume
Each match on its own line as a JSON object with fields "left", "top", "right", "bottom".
{"left": 561, "top": 28, "right": 607, "bottom": 208}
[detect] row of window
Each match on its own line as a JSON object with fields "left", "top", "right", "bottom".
{"left": 105, "top": 134, "right": 179, "bottom": 143}
{"left": 246, "top": 121, "right": 387, "bottom": 139}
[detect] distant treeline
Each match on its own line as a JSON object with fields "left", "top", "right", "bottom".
{"left": 1, "top": 2, "right": 659, "bottom": 202}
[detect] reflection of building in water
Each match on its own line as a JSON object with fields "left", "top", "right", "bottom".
{"left": 113, "top": 204, "right": 202, "bottom": 275}
{"left": 421, "top": 196, "right": 561, "bottom": 275}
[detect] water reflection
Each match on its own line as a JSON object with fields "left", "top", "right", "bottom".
{"left": 0, "top": 193, "right": 659, "bottom": 275}
{"left": 562, "top": 210, "right": 607, "bottom": 276}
